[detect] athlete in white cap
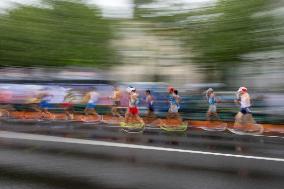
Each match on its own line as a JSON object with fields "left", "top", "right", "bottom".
{"left": 205, "top": 88, "right": 219, "bottom": 120}
{"left": 234, "top": 87, "right": 258, "bottom": 130}
{"left": 236, "top": 87, "right": 252, "bottom": 114}
{"left": 124, "top": 86, "right": 144, "bottom": 125}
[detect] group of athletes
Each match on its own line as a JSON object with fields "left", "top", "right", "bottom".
{"left": 120, "top": 85, "right": 256, "bottom": 128}
{"left": 205, "top": 86, "right": 258, "bottom": 131}
{"left": 0, "top": 84, "right": 258, "bottom": 131}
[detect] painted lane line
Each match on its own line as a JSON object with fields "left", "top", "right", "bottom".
{"left": 0, "top": 131, "right": 283, "bottom": 162}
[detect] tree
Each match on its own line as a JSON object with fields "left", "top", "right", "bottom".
{"left": 133, "top": 0, "right": 283, "bottom": 81}
{"left": 187, "top": 0, "right": 279, "bottom": 65}
{"left": 0, "top": 0, "right": 117, "bottom": 67}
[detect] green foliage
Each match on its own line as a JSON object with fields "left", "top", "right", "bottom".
{"left": 0, "top": 0, "right": 117, "bottom": 67}
{"left": 134, "top": 0, "right": 282, "bottom": 66}
{"left": 187, "top": 0, "right": 278, "bottom": 64}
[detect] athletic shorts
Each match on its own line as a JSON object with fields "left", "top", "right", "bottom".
{"left": 148, "top": 104, "right": 154, "bottom": 112}
{"left": 169, "top": 104, "right": 179, "bottom": 113}
{"left": 61, "top": 102, "right": 73, "bottom": 108}
{"left": 241, "top": 107, "right": 252, "bottom": 114}
{"left": 129, "top": 107, "right": 139, "bottom": 115}
{"left": 208, "top": 105, "right": 217, "bottom": 113}
{"left": 86, "top": 103, "right": 96, "bottom": 109}
{"left": 114, "top": 101, "right": 120, "bottom": 106}
{"left": 39, "top": 100, "right": 50, "bottom": 109}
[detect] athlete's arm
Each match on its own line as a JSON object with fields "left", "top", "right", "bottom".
{"left": 150, "top": 95, "right": 154, "bottom": 104}
{"left": 81, "top": 93, "right": 90, "bottom": 104}
{"left": 214, "top": 94, "right": 221, "bottom": 103}
{"left": 64, "top": 93, "right": 73, "bottom": 102}
{"left": 145, "top": 96, "right": 149, "bottom": 104}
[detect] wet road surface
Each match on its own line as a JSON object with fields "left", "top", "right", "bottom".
{"left": 0, "top": 121, "right": 283, "bottom": 189}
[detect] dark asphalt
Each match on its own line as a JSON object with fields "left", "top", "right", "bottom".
{"left": 0, "top": 121, "right": 283, "bottom": 189}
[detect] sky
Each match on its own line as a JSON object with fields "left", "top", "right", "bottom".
{"left": 0, "top": 0, "right": 214, "bottom": 18}
{"left": 0, "top": 0, "right": 134, "bottom": 17}
{"left": 0, "top": 0, "right": 40, "bottom": 13}
{"left": 85, "top": 0, "right": 134, "bottom": 18}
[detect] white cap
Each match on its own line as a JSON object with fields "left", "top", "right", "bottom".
{"left": 207, "top": 88, "right": 213, "bottom": 92}
{"left": 238, "top": 87, "right": 247, "bottom": 93}
{"left": 126, "top": 86, "right": 135, "bottom": 93}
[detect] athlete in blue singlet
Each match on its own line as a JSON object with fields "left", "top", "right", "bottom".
{"left": 33, "top": 89, "right": 54, "bottom": 119}
{"left": 167, "top": 87, "right": 181, "bottom": 120}
{"left": 206, "top": 88, "right": 219, "bottom": 120}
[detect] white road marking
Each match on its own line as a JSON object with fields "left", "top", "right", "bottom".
{"left": 0, "top": 131, "right": 283, "bottom": 162}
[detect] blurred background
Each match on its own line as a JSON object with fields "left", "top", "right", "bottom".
{"left": 0, "top": 0, "right": 284, "bottom": 122}
{"left": 0, "top": 2, "right": 284, "bottom": 189}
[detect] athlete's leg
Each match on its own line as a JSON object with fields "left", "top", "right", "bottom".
{"left": 175, "top": 112, "right": 183, "bottom": 122}
{"left": 0, "top": 105, "right": 12, "bottom": 117}
{"left": 31, "top": 104, "right": 41, "bottom": 112}
{"left": 84, "top": 103, "right": 90, "bottom": 115}
{"left": 29, "top": 103, "right": 43, "bottom": 119}
{"left": 168, "top": 104, "right": 181, "bottom": 121}
{"left": 84, "top": 107, "right": 89, "bottom": 115}
{"left": 111, "top": 106, "right": 121, "bottom": 117}
{"left": 134, "top": 114, "right": 145, "bottom": 124}
{"left": 125, "top": 111, "right": 130, "bottom": 123}
{"left": 85, "top": 102, "right": 98, "bottom": 116}
{"left": 85, "top": 108, "right": 97, "bottom": 116}
{"left": 62, "top": 103, "right": 73, "bottom": 120}
{"left": 206, "top": 111, "right": 212, "bottom": 120}
{"left": 212, "top": 112, "right": 219, "bottom": 120}
{"left": 66, "top": 106, "right": 74, "bottom": 120}
{"left": 207, "top": 105, "right": 218, "bottom": 120}
{"left": 234, "top": 111, "right": 245, "bottom": 129}
{"left": 242, "top": 109, "right": 255, "bottom": 124}
{"left": 42, "top": 107, "right": 55, "bottom": 119}
{"left": 167, "top": 109, "right": 174, "bottom": 119}
{"left": 90, "top": 108, "right": 98, "bottom": 116}
{"left": 147, "top": 105, "right": 155, "bottom": 118}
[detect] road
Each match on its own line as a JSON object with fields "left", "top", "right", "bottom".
{"left": 0, "top": 121, "right": 283, "bottom": 189}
